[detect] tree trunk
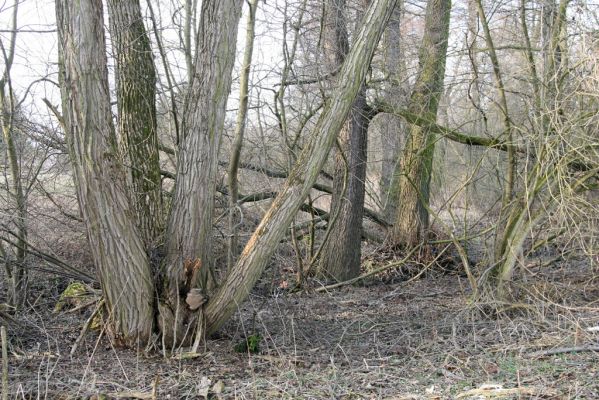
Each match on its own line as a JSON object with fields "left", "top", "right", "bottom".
{"left": 204, "top": 0, "right": 397, "bottom": 333}
{"left": 391, "top": 0, "right": 451, "bottom": 248}
{"left": 107, "top": 0, "right": 163, "bottom": 249}
{"left": 317, "top": 0, "right": 369, "bottom": 281}
{"left": 159, "top": 0, "right": 243, "bottom": 343}
{"left": 378, "top": 2, "right": 406, "bottom": 220}
{"left": 1, "top": 0, "right": 27, "bottom": 309}
{"left": 319, "top": 90, "right": 370, "bottom": 281}
{"left": 56, "top": 0, "right": 155, "bottom": 344}
{"left": 228, "top": 0, "right": 259, "bottom": 271}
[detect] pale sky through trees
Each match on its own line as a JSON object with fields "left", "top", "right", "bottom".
{"left": 5, "top": 0, "right": 599, "bottom": 129}
{"left": 2, "top": 0, "right": 599, "bottom": 161}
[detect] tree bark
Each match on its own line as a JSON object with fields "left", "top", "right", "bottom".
{"left": 159, "top": 0, "right": 243, "bottom": 343}
{"left": 378, "top": 2, "right": 406, "bottom": 220}
{"left": 204, "top": 0, "right": 397, "bottom": 333}
{"left": 56, "top": 0, "right": 154, "bottom": 344}
{"left": 317, "top": 0, "right": 370, "bottom": 282}
{"left": 391, "top": 0, "right": 451, "bottom": 248}
{"left": 107, "top": 0, "right": 163, "bottom": 248}
{"left": 164, "top": 0, "right": 242, "bottom": 280}
{"left": 319, "top": 90, "right": 370, "bottom": 281}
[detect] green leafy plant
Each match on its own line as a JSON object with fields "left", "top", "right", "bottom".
{"left": 234, "top": 334, "right": 262, "bottom": 354}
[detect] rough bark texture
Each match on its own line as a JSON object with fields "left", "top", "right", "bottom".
{"left": 107, "top": 0, "right": 162, "bottom": 248}
{"left": 318, "top": 0, "right": 370, "bottom": 282}
{"left": 378, "top": 2, "right": 406, "bottom": 220}
{"left": 56, "top": 0, "right": 154, "bottom": 344}
{"left": 160, "top": 0, "right": 243, "bottom": 342}
{"left": 204, "top": 0, "right": 397, "bottom": 333}
{"left": 391, "top": 0, "right": 451, "bottom": 248}
{"left": 319, "top": 91, "right": 369, "bottom": 281}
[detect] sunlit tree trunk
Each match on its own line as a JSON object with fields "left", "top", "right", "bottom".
{"left": 205, "top": 0, "right": 397, "bottom": 332}
{"left": 391, "top": 0, "right": 451, "bottom": 248}
{"left": 107, "top": 0, "right": 162, "bottom": 248}
{"left": 56, "top": 0, "right": 155, "bottom": 344}
{"left": 159, "top": 0, "right": 243, "bottom": 343}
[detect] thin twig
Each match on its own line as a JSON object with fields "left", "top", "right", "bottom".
{"left": 70, "top": 299, "right": 104, "bottom": 357}
{"left": 1, "top": 325, "right": 7, "bottom": 400}
{"left": 530, "top": 345, "right": 599, "bottom": 357}
{"left": 65, "top": 297, "right": 100, "bottom": 314}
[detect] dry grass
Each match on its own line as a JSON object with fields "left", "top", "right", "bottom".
{"left": 1, "top": 251, "right": 598, "bottom": 399}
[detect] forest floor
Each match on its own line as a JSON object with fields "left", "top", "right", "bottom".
{"left": 2, "top": 250, "right": 599, "bottom": 399}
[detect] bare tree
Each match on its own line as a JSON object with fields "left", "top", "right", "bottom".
{"left": 56, "top": 0, "right": 396, "bottom": 346}
{"left": 1, "top": 0, "right": 28, "bottom": 308}
{"left": 478, "top": 0, "right": 599, "bottom": 298}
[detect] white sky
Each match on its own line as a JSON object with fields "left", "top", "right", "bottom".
{"left": 0, "top": 0, "right": 291, "bottom": 127}
{"left": 2, "top": 0, "right": 598, "bottom": 129}
{"left": 0, "top": 0, "right": 59, "bottom": 121}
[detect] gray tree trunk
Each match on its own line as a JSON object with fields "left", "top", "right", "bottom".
{"left": 57, "top": 0, "right": 155, "bottom": 344}
{"left": 107, "top": 0, "right": 163, "bottom": 248}
{"left": 319, "top": 91, "right": 369, "bottom": 281}
{"left": 317, "top": 0, "right": 370, "bottom": 282}
{"left": 159, "top": 0, "right": 243, "bottom": 344}
{"left": 377, "top": 2, "right": 406, "bottom": 220}
{"left": 391, "top": 0, "right": 451, "bottom": 248}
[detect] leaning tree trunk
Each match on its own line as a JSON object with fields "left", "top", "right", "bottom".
{"left": 204, "top": 0, "right": 397, "bottom": 333}
{"left": 317, "top": 0, "right": 370, "bottom": 282}
{"left": 391, "top": 0, "right": 451, "bottom": 248}
{"left": 56, "top": 0, "right": 155, "bottom": 344}
{"left": 107, "top": 0, "right": 163, "bottom": 248}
